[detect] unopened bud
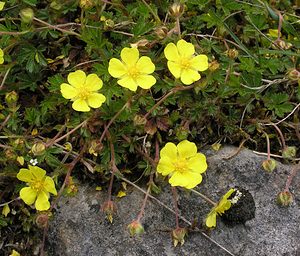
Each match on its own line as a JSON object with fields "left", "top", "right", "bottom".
{"left": 127, "top": 220, "right": 144, "bottom": 236}
{"left": 277, "top": 191, "right": 293, "bottom": 207}
{"left": 5, "top": 149, "right": 16, "bottom": 160}
{"left": 287, "top": 69, "right": 300, "bottom": 81}
{"left": 172, "top": 227, "right": 187, "bottom": 247}
{"left": 31, "top": 142, "right": 46, "bottom": 156}
{"left": 154, "top": 26, "right": 168, "bottom": 39}
{"left": 130, "top": 39, "right": 150, "bottom": 50}
{"left": 20, "top": 8, "right": 34, "bottom": 23}
{"left": 36, "top": 213, "right": 49, "bottom": 228}
{"left": 175, "top": 126, "right": 189, "bottom": 141}
{"left": 79, "top": 0, "right": 94, "bottom": 9}
{"left": 88, "top": 140, "right": 103, "bottom": 156}
{"left": 282, "top": 146, "right": 296, "bottom": 159}
{"left": 169, "top": 2, "right": 184, "bottom": 18}
{"left": 225, "top": 48, "right": 239, "bottom": 59}
{"left": 208, "top": 60, "right": 220, "bottom": 72}
{"left": 133, "top": 115, "right": 147, "bottom": 126}
{"left": 101, "top": 200, "right": 117, "bottom": 223}
{"left": 262, "top": 159, "right": 276, "bottom": 172}
{"left": 5, "top": 91, "right": 18, "bottom": 105}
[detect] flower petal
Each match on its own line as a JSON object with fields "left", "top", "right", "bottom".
{"left": 108, "top": 58, "right": 127, "bottom": 78}
{"left": 177, "top": 140, "right": 197, "bottom": 159}
{"left": 177, "top": 39, "right": 195, "bottom": 57}
{"left": 29, "top": 165, "right": 46, "bottom": 180}
{"left": 87, "top": 93, "right": 106, "bottom": 108}
{"left": 67, "top": 70, "right": 86, "bottom": 88}
{"left": 169, "top": 171, "right": 202, "bottom": 189}
{"left": 0, "top": 57, "right": 3, "bottom": 65}
{"left": 85, "top": 74, "right": 103, "bottom": 91}
{"left": 17, "top": 169, "right": 34, "bottom": 182}
{"left": 0, "top": 2, "right": 5, "bottom": 11}
{"left": 60, "top": 83, "right": 78, "bottom": 99}
{"left": 181, "top": 69, "right": 200, "bottom": 85}
{"left": 72, "top": 99, "right": 90, "bottom": 112}
{"left": 117, "top": 76, "right": 138, "bottom": 91}
{"left": 20, "top": 187, "right": 37, "bottom": 205}
{"left": 35, "top": 191, "right": 50, "bottom": 211}
{"left": 164, "top": 43, "right": 179, "bottom": 62}
{"left": 160, "top": 142, "right": 178, "bottom": 160}
{"left": 44, "top": 177, "right": 57, "bottom": 195}
{"left": 136, "top": 56, "right": 155, "bottom": 74}
{"left": 206, "top": 211, "right": 217, "bottom": 228}
{"left": 190, "top": 55, "right": 208, "bottom": 72}
{"left": 157, "top": 157, "right": 175, "bottom": 176}
{"left": 187, "top": 153, "right": 207, "bottom": 174}
{"left": 167, "top": 61, "right": 181, "bottom": 79}
{"left": 121, "top": 47, "right": 139, "bottom": 67}
{"left": 136, "top": 75, "right": 156, "bottom": 89}
{"left": 0, "top": 48, "right": 3, "bottom": 57}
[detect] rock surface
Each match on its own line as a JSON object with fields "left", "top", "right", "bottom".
{"left": 47, "top": 146, "right": 300, "bottom": 256}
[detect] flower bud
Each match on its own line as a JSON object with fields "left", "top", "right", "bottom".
{"left": 88, "top": 140, "right": 103, "bottom": 156}
{"left": 225, "top": 48, "right": 239, "bottom": 59}
{"left": 262, "top": 159, "right": 276, "bottom": 172}
{"left": 172, "top": 227, "right": 187, "bottom": 247}
{"left": 169, "top": 2, "right": 184, "bottom": 18}
{"left": 277, "top": 191, "right": 293, "bottom": 207}
{"left": 5, "top": 91, "right": 18, "bottom": 106}
{"left": 31, "top": 142, "right": 46, "bottom": 156}
{"left": 101, "top": 200, "right": 117, "bottom": 223}
{"left": 20, "top": 8, "right": 34, "bottom": 24}
{"left": 5, "top": 149, "right": 16, "bottom": 160}
{"left": 79, "top": 0, "right": 94, "bottom": 9}
{"left": 175, "top": 126, "right": 189, "bottom": 141}
{"left": 127, "top": 220, "right": 144, "bottom": 236}
{"left": 282, "top": 146, "right": 296, "bottom": 159}
{"left": 154, "top": 26, "right": 168, "bottom": 39}
{"left": 133, "top": 115, "right": 147, "bottom": 126}
{"left": 287, "top": 69, "right": 300, "bottom": 81}
{"left": 36, "top": 213, "right": 49, "bottom": 228}
{"left": 130, "top": 39, "right": 150, "bottom": 50}
{"left": 208, "top": 60, "right": 220, "bottom": 72}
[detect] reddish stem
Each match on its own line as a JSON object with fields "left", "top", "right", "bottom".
{"left": 284, "top": 163, "right": 299, "bottom": 192}
{"left": 171, "top": 187, "right": 180, "bottom": 229}
{"left": 272, "top": 123, "right": 286, "bottom": 149}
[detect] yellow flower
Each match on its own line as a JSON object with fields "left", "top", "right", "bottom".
{"left": 9, "top": 250, "right": 20, "bottom": 256}
{"left": 0, "top": 2, "right": 5, "bottom": 11}
{"left": 157, "top": 140, "right": 207, "bottom": 189}
{"left": 205, "top": 188, "right": 235, "bottom": 228}
{"left": 60, "top": 70, "right": 106, "bottom": 112}
{"left": 108, "top": 47, "right": 156, "bottom": 91}
{"left": 0, "top": 48, "right": 4, "bottom": 64}
{"left": 17, "top": 165, "right": 57, "bottom": 211}
{"left": 164, "top": 39, "right": 208, "bottom": 85}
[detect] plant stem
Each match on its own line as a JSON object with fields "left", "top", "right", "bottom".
{"left": 140, "top": 0, "right": 161, "bottom": 24}
{"left": 190, "top": 189, "right": 216, "bottom": 206}
{"left": 143, "top": 85, "right": 194, "bottom": 120}
{"left": 136, "top": 175, "right": 153, "bottom": 222}
{"left": 262, "top": 131, "right": 271, "bottom": 160}
{"left": 284, "top": 162, "right": 299, "bottom": 192}
{"left": 99, "top": 98, "right": 132, "bottom": 143}
{"left": 171, "top": 187, "right": 180, "bottom": 229}
{"left": 271, "top": 123, "right": 286, "bottom": 149}
{"left": 51, "top": 120, "right": 87, "bottom": 146}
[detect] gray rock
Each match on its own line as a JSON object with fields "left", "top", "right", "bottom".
{"left": 47, "top": 146, "right": 300, "bottom": 256}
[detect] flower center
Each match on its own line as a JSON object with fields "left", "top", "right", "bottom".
{"left": 173, "top": 157, "right": 188, "bottom": 173}
{"left": 31, "top": 180, "right": 45, "bottom": 192}
{"left": 179, "top": 57, "right": 192, "bottom": 70}
{"left": 77, "top": 86, "right": 90, "bottom": 100}
{"left": 127, "top": 66, "right": 140, "bottom": 80}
